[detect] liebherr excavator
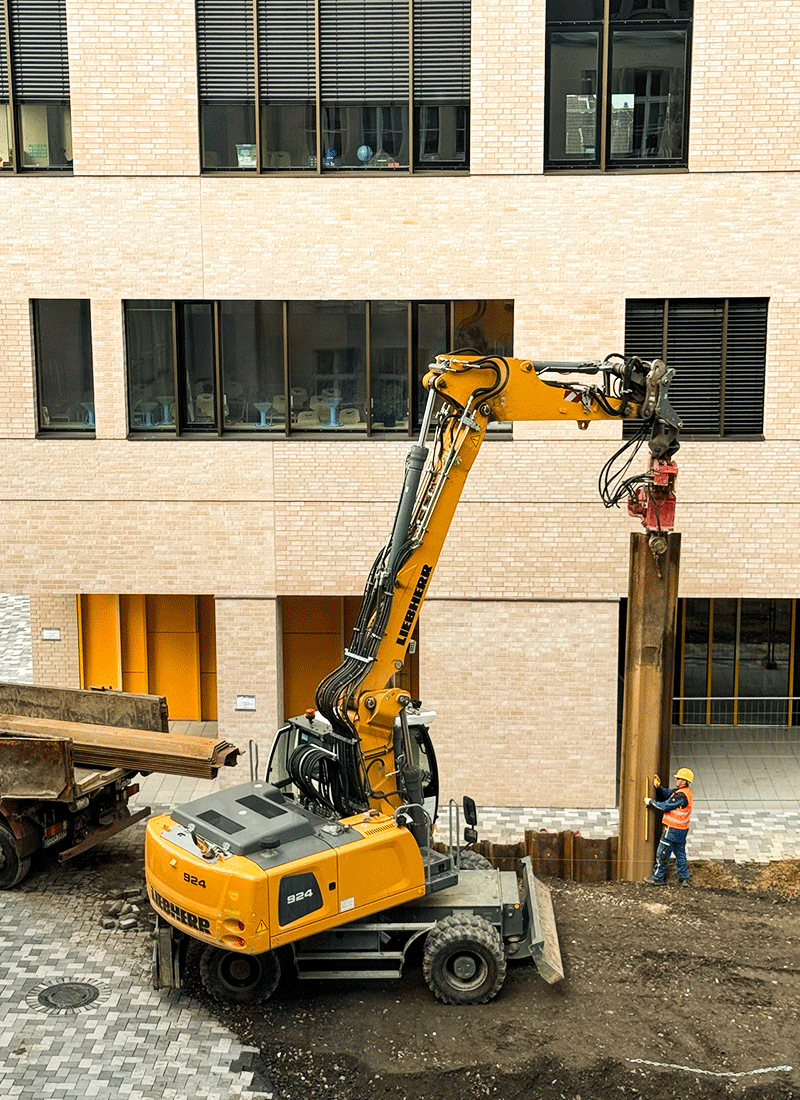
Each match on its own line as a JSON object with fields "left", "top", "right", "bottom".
{"left": 146, "top": 351, "right": 680, "bottom": 1005}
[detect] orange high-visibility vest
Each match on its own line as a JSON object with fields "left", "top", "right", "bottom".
{"left": 663, "top": 787, "right": 693, "bottom": 831}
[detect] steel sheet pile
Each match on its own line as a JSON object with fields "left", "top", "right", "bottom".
{"left": 0, "top": 713, "right": 239, "bottom": 778}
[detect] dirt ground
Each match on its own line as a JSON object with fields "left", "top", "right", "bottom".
{"left": 24, "top": 837, "right": 800, "bottom": 1100}
{"left": 181, "top": 859, "right": 800, "bottom": 1100}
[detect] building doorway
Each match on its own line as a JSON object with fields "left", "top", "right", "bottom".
{"left": 78, "top": 594, "right": 217, "bottom": 721}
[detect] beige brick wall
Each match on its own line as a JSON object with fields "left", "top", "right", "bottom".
{"left": 2, "top": 1, "right": 799, "bottom": 808}
{"left": 29, "top": 594, "right": 81, "bottom": 687}
{"left": 67, "top": 0, "right": 199, "bottom": 176}
{"left": 690, "top": 1, "right": 800, "bottom": 172}
{"left": 421, "top": 599, "right": 619, "bottom": 808}
{"left": 214, "top": 597, "right": 282, "bottom": 786}
{"left": 0, "top": 300, "right": 35, "bottom": 439}
{"left": 471, "top": 0, "right": 545, "bottom": 174}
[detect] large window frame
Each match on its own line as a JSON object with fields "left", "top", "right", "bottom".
{"left": 124, "top": 299, "right": 513, "bottom": 438}
{"left": 0, "top": 0, "right": 72, "bottom": 173}
{"left": 624, "top": 297, "right": 767, "bottom": 440}
{"left": 33, "top": 299, "right": 95, "bottom": 435}
{"left": 674, "top": 598, "right": 799, "bottom": 727}
{"left": 196, "top": 0, "right": 471, "bottom": 174}
{"left": 545, "top": 0, "right": 691, "bottom": 171}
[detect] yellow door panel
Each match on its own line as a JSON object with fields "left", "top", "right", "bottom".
{"left": 146, "top": 594, "right": 198, "bottom": 634}
{"left": 146, "top": 595, "right": 200, "bottom": 720}
{"left": 120, "top": 594, "right": 148, "bottom": 694}
{"left": 79, "top": 594, "right": 121, "bottom": 690}
{"left": 283, "top": 595, "right": 342, "bottom": 635}
{"left": 198, "top": 595, "right": 217, "bottom": 720}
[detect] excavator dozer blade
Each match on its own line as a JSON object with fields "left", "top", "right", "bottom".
{"left": 520, "top": 856, "right": 564, "bottom": 984}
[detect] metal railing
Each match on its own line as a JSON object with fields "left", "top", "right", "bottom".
{"left": 673, "top": 696, "right": 800, "bottom": 727}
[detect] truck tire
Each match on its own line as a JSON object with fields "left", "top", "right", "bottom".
{"left": 0, "top": 822, "right": 31, "bottom": 890}
{"left": 423, "top": 913, "right": 506, "bottom": 1005}
{"left": 458, "top": 849, "right": 493, "bottom": 871}
{"left": 199, "top": 946, "right": 281, "bottom": 1004}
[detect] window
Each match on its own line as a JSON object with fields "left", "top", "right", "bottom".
{"left": 0, "top": 0, "right": 72, "bottom": 172}
{"left": 124, "top": 299, "right": 512, "bottom": 436}
{"left": 675, "top": 598, "right": 797, "bottom": 726}
{"left": 33, "top": 300, "right": 94, "bottom": 433}
{"left": 624, "top": 298, "right": 767, "bottom": 438}
{"left": 196, "top": 0, "right": 470, "bottom": 173}
{"left": 545, "top": 0, "right": 691, "bottom": 170}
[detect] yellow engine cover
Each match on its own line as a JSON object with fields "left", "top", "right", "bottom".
{"left": 145, "top": 800, "right": 426, "bottom": 955}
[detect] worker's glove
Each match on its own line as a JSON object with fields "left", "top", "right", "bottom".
{"left": 653, "top": 775, "right": 661, "bottom": 788}
{"left": 643, "top": 797, "right": 653, "bottom": 807}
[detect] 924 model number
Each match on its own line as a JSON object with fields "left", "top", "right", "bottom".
{"left": 183, "top": 873, "right": 206, "bottom": 888}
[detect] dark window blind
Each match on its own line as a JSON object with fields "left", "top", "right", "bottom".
{"left": 258, "top": 0, "right": 315, "bottom": 102}
{"left": 9, "top": 0, "right": 70, "bottom": 100}
{"left": 197, "top": 0, "right": 255, "bottom": 101}
{"left": 320, "top": 0, "right": 409, "bottom": 103}
{"left": 413, "top": 0, "right": 471, "bottom": 103}
{"left": 0, "top": 3, "right": 8, "bottom": 100}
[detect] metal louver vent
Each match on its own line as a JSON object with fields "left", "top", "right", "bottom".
{"left": 197, "top": 0, "right": 255, "bottom": 101}
{"left": 413, "top": 0, "right": 471, "bottom": 103}
{"left": 9, "top": 0, "right": 70, "bottom": 100}
{"left": 723, "top": 298, "right": 767, "bottom": 436}
{"left": 320, "top": 0, "right": 409, "bottom": 104}
{"left": 624, "top": 298, "right": 767, "bottom": 438}
{"left": 667, "top": 299, "right": 723, "bottom": 435}
{"left": 258, "top": 0, "right": 315, "bottom": 102}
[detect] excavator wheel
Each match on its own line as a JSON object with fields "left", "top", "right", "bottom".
{"left": 423, "top": 913, "right": 506, "bottom": 1005}
{"left": 199, "top": 946, "right": 281, "bottom": 1004}
{"left": 0, "top": 822, "right": 31, "bottom": 890}
{"left": 458, "top": 849, "right": 493, "bottom": 871}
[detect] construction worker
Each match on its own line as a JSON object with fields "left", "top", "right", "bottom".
{"left": 643, "top": 768, "right": 694, "bottom": 887}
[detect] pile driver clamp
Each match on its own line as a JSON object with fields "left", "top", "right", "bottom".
{"left": 146, "top": 352, "right": 680, "bottom": 1005}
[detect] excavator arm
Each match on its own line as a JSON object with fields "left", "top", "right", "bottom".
{"left": 281, "top": 352, "right": 681, "bottom": 822}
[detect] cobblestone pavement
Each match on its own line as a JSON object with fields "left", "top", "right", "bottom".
{"left": 1, "top": 592, "right": 799, "bottom": 1099}
{"left": 0, "top": 827, "right": 274, "bottom": 1100}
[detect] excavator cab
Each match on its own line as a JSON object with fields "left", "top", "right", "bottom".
{"left": 265, "top": 707, "right": 440, "bottom": 826}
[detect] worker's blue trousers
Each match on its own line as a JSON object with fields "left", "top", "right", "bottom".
{"left": 651, "top": 826, "right": 691, "bottom": 882}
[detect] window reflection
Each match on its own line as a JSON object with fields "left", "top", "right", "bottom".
{"left": 547, "top": 32, "right": 600, "bottom": 163}
{"left": 34, "top": 300, "right": 94, "bottom": 433}
{"left": 125, "top": 299, "right": 514, "bottom": 436}
{"left": 220, "top": 302, "right": 284, "bottom": 428}
{"left": 19, "top": 104, "right": 72, "bottom": 168}
{"left": 371, "top": 303, "right": 409, "bottom": 430}
{"left": 609, "top": 30, "right": 687, "bottom": 160}
{"left": 125, "top": 302, "right": 175, "bottom": 430}
{"left": 287, "top": 302, "right": 367, "bottom": 429}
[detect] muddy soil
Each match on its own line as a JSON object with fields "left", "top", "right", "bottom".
{"left": 24, "top": 836, "right": 799, "bottom": 1100}
{"left": 181, "top": 859, "right": 800, "bottom": 1100}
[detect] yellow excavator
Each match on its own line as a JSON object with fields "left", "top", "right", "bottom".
{"left": 146, "top": 351, "right": 680, "bottom": 1005}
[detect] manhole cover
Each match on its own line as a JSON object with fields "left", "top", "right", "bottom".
{"left": 26, "top": 979, "right": 111, "bottom": 1015}
{"left": 39, "top": 982, "right": 99, "bottom": 1009}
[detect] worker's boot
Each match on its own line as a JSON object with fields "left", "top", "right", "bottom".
{"left": 645, "top": 875, "right": 666, "bottom": 885}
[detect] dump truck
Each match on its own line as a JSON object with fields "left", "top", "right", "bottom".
{"left": 0, "top": 681, "right": 239, "bottom": 888}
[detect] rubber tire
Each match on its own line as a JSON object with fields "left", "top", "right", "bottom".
{"left": 199, "top": 946, "right": 281, "bottom": 1004}
{"left": 423, "top": 913, "right": 506, "bottom": 1005}
{"left": 0, "top": 822, "right": 31, "bottom": 890}
{"left": 458, "top": 849, "right": 493, "bottom": 871}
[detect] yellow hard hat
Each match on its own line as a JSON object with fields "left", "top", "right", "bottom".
{"left": 674, "top": 767, "right": 694, "bottom": 783}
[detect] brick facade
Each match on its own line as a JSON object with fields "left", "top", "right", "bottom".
{"left": 1, "top": 1, "right": 799, "bottom": 809}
